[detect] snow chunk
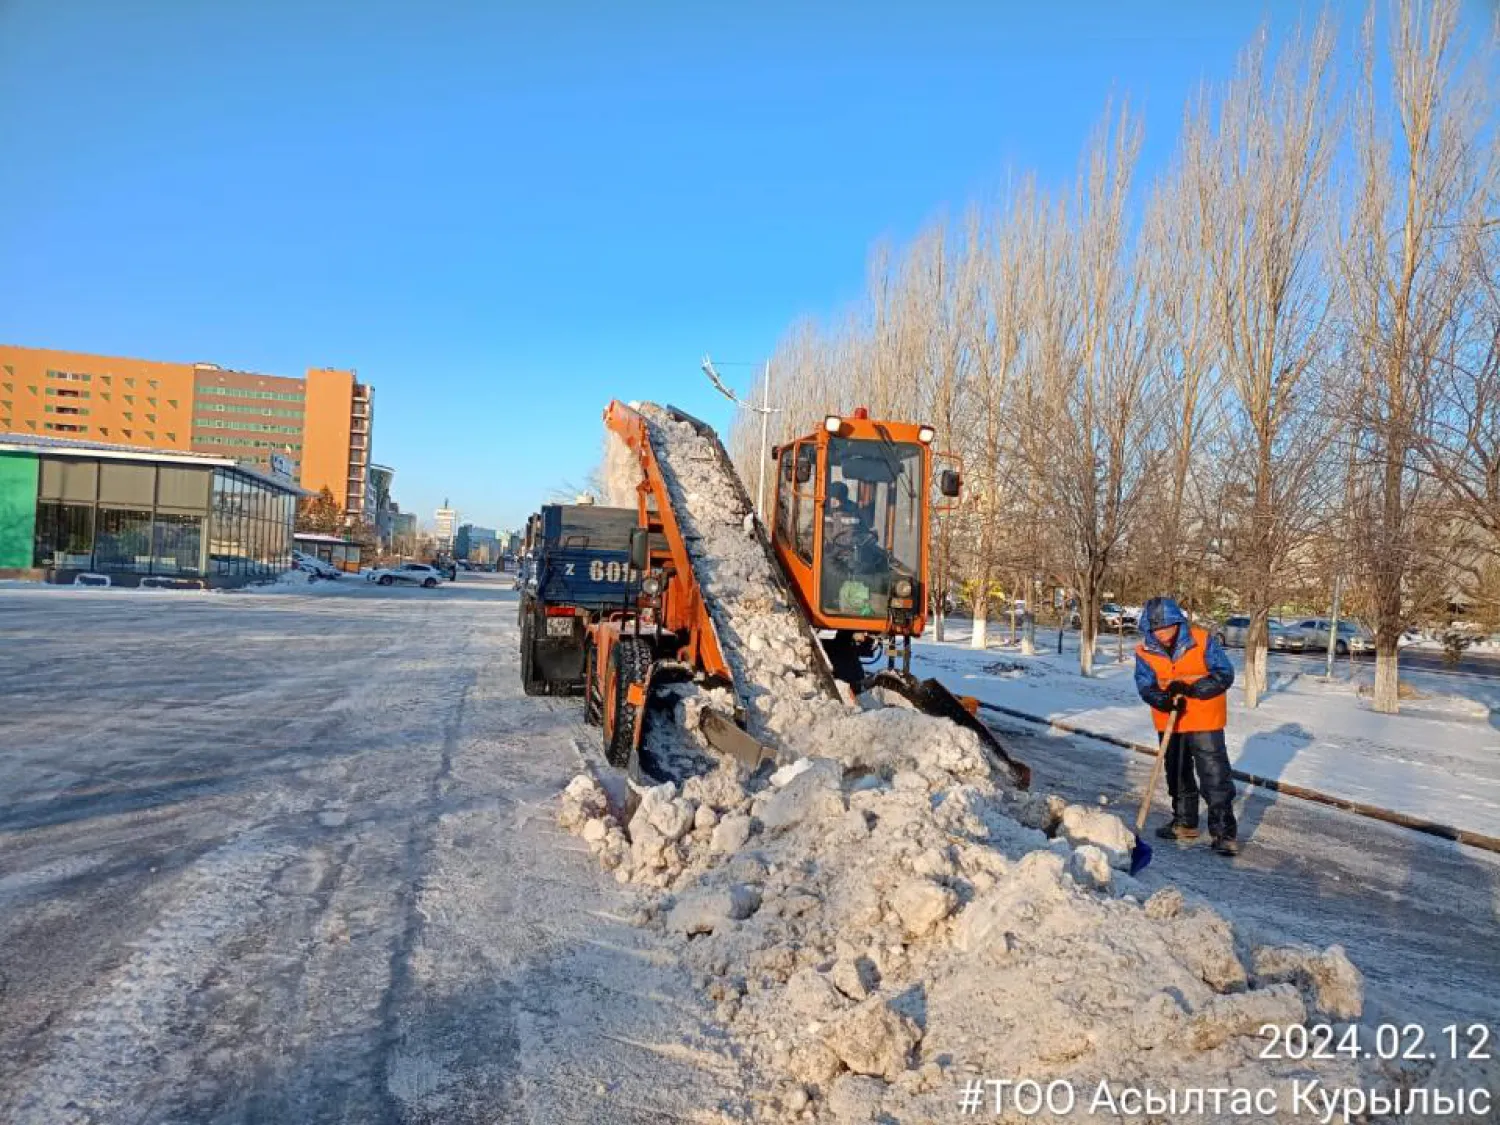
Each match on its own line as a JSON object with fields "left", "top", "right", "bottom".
{"left": 666, "top": 885, "right": 762, "bottom": 936}
{"left": 888, "top": 878, "right": 957, "bottom": 939}
{"left": 1186, "top": 983, "right": 1305, "bottom": 1051}
{"left": 1058, "top": 803, "right": 1135, "bottom": 868}
{"left": 755, "top": 757, "right": 844, "bottom": 831}
{"left": 823, "top": 997, "right": 921, "bottom": 1081}
{"left": 1067, "top": 844, "right": 1113, "bottom": 892}
{"left": 1252, "top": 943, "right": 1365, "bottom": 1020}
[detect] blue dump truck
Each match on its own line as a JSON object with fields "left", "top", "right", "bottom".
{"left": 518, "top": 503, "right": 640, "bottom": 696}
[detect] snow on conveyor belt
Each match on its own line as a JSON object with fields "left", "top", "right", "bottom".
{"left": 634, "top": 404, "right": 846, "bottom": 750}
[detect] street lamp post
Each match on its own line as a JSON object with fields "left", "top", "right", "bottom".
{"left": 701, "top": 355, "right": 780, "bottom": 521}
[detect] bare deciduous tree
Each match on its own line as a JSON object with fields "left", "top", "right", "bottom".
{"left": 1341, "top": 0, "right": 1496, "bottom": 712}
{"left": 1189, "top": 22, "right": 1339, "bottom": 706}
{"left": 1030, "top": 109, "right": 1165, "bottom": 676}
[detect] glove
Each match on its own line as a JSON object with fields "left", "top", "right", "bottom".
{"left": 1170, "top": 694, "right": 1189, "bottom": 714}
{"left": 1165, "top": 679, "right": 1192, "bottom": 697}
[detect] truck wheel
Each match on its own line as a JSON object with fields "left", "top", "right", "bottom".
{"left": 583, "top": 640, "right": 603, "bottom": 726}
{"left": 604, "top": 637, "right": 652, "bottom": 767}
{"left": 1335, "top": 640, "right": 1348, "bottom": 656}
{"left": 520, "top": 612, "right": 546, "bottom": 696}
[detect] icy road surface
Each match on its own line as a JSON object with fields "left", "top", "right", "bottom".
{"left": 0, "top": 575, "right": 740, "bottom": 1125}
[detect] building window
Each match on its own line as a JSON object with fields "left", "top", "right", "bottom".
{"left": 152, "top": 513, "right": 204, "bottom": 576}
{"left": 44, "top": 423, "right": 87, "bottom": 433}
{"left": 33, "top": 503, "right": 95, "bottom": 568}
{"left": 125, "top": 378, "right": 135, "bottom": 387}
{"left": 94, "top": 508, "right": 154, "bottom": 573}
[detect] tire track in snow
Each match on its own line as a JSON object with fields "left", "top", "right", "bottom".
{"left": 0, "top": 835, "right": 293, "bottom": 1125}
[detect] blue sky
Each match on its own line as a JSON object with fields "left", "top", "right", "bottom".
{"left": 2, "top": 0, "right": 1485, "bottom": 531}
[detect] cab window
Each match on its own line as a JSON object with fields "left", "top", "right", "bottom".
{"left": 793, "top": 443, "right": 817, "bottom": 563}
{"left": 776, "top": 446, "right": 795, "bottom": 544}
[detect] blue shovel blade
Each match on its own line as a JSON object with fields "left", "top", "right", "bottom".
{"left": 1129, "top": 834, "right": 1153, "bottom": 876}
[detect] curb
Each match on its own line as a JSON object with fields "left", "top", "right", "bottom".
{"left": 976, "top": 701, "right": 1500, "bottom": 856}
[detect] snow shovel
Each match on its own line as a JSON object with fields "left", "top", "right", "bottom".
{"left": 1129, "top": 707, "right": 1181, "bottom": 876}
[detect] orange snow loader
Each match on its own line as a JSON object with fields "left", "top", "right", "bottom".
{"left": 581, "top": 401, "right": 1029, "bottom": 790}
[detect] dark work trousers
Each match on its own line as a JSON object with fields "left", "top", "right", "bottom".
{"left": 1162, "top": 728, "right": 1238, "bottom": 840}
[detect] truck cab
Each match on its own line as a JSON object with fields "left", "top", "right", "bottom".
{"left": 518, "top": 503, "right": 642, "bottom": 695}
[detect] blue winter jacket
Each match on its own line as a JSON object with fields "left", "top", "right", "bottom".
{"left": 1133, "top": 596, "right": 1235, "bottom": 712}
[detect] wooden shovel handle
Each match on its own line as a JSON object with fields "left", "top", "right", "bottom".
{"left": 1135, "top": 708, "right": 1181, "bottom": 834}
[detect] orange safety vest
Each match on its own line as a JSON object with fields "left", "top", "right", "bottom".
{"left": 1136, "top": 626, "right": 1228, "bottom": 734}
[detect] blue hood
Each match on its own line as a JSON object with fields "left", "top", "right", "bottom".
{"left": 1138, "top": 596, "right": 1194, "bottom": 660}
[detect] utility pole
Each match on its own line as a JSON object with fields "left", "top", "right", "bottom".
{"left": 757, "top": 360, "right": 772, "bottom": 519}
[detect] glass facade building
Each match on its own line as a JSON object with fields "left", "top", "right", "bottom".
{"left": 0, "top": 440, "right": 299, "bottom": 583}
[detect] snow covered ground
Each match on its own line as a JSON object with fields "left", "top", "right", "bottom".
{"left": 914, "top": 624, "right": 1500, "bottom": 841}
{"left": 0, "top": 575, "right": 742, "bottom": 1124}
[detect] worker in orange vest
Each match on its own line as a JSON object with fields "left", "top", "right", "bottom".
{"left": 1134, "top": 596, "right": 1239, "bottom": 856}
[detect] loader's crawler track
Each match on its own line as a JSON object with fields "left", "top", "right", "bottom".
{"left": 658, "top": 405, "right": 844, "bottom": 704}
{"left": 605, "top": 636, "right": 653, "bottom": 767}
{"left": 866, "top": 669, "right": 1032, "bottom": 789}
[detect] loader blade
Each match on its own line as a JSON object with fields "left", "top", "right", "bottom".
{"left": 698, "top": 707, "right": 777, "bottom": 770}
{"left": 865, "top": 670, "right": 1031, "bottom": 790}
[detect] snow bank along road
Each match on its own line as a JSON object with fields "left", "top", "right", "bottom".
{"left": 0, "top": 575, "right": 741, "bottom": 1125}
{"left": 3, "top": 575, "right": 1499, "bottom": 1122}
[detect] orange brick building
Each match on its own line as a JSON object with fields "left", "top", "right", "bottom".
{"left": 0, "top": 345, "right": 374, "bottom": 521}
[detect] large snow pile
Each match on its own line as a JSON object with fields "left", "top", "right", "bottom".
{"left": 559, "top": 722, "right": 1408, "bottom": 1122}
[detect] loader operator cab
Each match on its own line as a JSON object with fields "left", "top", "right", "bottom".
{"left": 772, "top": 408, "right": 960, "bottom": 684}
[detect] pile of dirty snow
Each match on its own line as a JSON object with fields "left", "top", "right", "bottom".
{"left": 556, "top": 697, "right": 1434, "bottom": 1122}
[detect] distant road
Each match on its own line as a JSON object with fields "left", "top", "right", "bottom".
{"left": 1280, "top": 646, "right": 1500, "bottom": 680}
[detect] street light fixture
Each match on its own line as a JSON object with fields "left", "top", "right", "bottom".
{"left": 701, "top": 355, "right": 781, "bottom": 522}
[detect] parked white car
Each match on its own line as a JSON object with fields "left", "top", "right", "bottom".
{"left": 1294, "top": 617, "right": 1374, "bottom": 655}
{"left": 366, "top": 562, "right": 444, "bottom": 588}
{"left": 292, "top": 551, "right": 341, "bottom": 580}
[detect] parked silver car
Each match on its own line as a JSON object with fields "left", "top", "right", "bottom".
{"left": 1215, "top": 615, "right": 1307, "bottom": 651}
{"left": 1294, "top": 617, "right": 1374, "bottom": 655}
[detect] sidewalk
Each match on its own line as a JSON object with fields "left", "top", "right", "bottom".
{"left": 912, "top": 624, "right": 1500, "bottom": 842}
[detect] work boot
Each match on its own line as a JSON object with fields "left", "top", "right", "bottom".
{"left": 1211, "top": 836, "right": 1240, "bottom": 857}
{"left": 1155, "top": 821, "right": 1200, "bottom": 842}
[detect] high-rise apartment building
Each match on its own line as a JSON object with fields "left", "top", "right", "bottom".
{"left": 434, "top": 501, "right": 457, "bottom": 554}
{"left": 0, "top": 345, "right": 374, "bottom": 521}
